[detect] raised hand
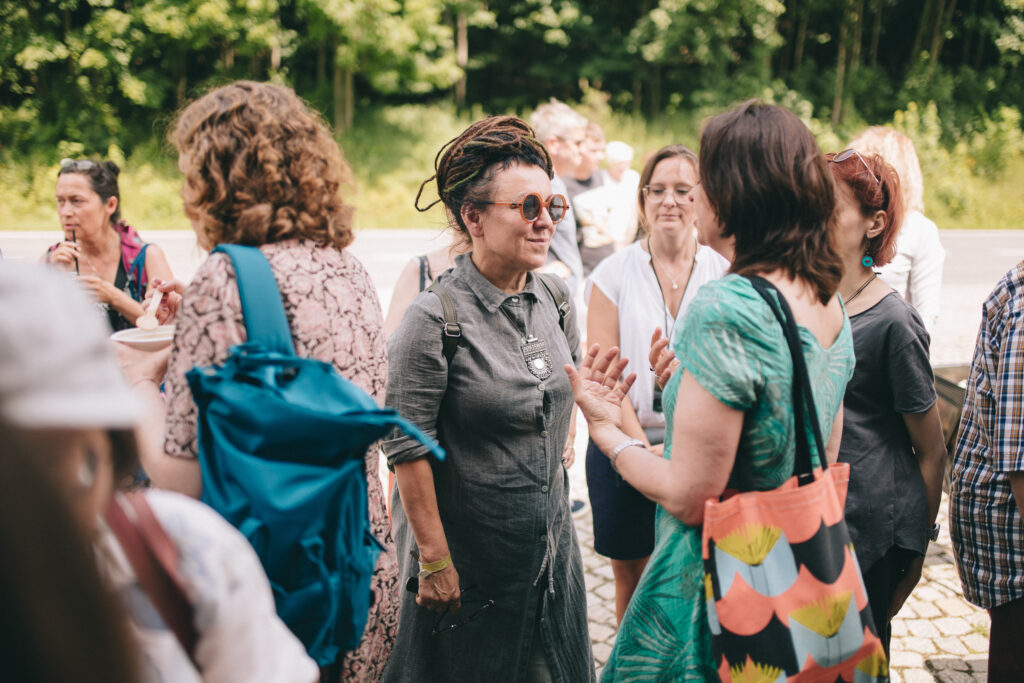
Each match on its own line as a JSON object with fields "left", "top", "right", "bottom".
{"left": 564, "top": 343, "right": 637, "bottom": 430}
{"left": 649, "top": 327, "right": 680, "bottom": 391}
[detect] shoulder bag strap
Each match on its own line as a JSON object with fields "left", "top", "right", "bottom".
{"left": 745, "top": 276, "right": 828, "bottom": 485}
{"left": 213, "top": 244, "right": 296, "bottom": 356}
{"left": 127, "top": 243, "right": 150, "bottom": 303}
{"left": 104, "top": 493, "right": 199, "bottom": 668}
{"left": 426, "top": 281, "right": 461, "bottom": 363}
{"left": 536, "top": 272, "right": 570, "bottom": 334}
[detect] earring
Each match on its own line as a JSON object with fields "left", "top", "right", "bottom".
{"left": 862, "top": 255, "right": 874, "bottom": 268}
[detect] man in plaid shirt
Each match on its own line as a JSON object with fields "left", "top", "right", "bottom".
{"left": 950, "top": 261, "right": 1024, "bottom": 680}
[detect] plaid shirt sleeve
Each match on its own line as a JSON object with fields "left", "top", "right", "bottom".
{"left": 994, "top": 310, "right": 1024, "bottom": 473}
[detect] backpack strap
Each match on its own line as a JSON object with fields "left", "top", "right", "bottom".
{"left": 127, "top": 243, "right": 150, "bottom": 303}
{"left": 213, "top": 244, "right": 296, "bottom": 356}
{"left": 105, "top": 493, "right": 199, "bottom": 668}
{"left": 427, "top": 273, "right": 570, "bottom": 364}
{"left": 426, "top": 281, "right": 461, "bottom": 364}
{"left": 536, "top": 272, "right": 570, "bottom": 334}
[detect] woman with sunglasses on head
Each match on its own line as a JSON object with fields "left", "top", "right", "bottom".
{"left": 583, "top": 144, "right": 728, "bottom": 625}
{"left": 43, "top": 159, "right": 173, "bottom": 331}
{"left": 383, "top": 115, "right": 594, "bottom": 682}
{"left": 827, "top": 148, "right": 946, "bottom": 656}
{"left": 567, "top": 101, "right": 856, "bottom": 679}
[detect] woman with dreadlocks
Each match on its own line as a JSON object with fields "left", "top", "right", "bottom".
{"left": 382, "top": 116, "right": 594, "bottom": 682}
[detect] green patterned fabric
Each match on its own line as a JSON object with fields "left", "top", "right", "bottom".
{"left": 600, "top": 275, "right": 855, "bottom": 681}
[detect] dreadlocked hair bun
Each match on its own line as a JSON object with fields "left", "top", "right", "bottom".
{"left": 415, "top": 115, "right": 553, "bottom": 233}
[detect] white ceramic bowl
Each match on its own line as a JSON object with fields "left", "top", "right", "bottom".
{"left": 111, "top": 324, "right": 175, "bottom": 351}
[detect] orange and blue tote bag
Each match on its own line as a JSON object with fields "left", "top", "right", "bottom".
{"left": 701, "top": 276, "right": 887, "bottom": 683}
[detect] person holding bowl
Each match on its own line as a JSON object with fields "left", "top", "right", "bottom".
{"left": 43, "top": 159, "right": 173, "bottom": 331}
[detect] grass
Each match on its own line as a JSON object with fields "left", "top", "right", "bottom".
{"left": 2, "top": 103, "right": 1022, "bottom": 232}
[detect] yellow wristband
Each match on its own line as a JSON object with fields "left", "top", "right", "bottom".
{"left": 420, "top": 554, "right": 452, "bottom": 574}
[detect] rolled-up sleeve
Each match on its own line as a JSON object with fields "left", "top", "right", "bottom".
{"left": 382, "top": 294, "right": 449, "bottom": 466}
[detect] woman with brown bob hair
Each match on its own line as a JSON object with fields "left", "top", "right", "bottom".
{"left": 122, "top": 81, "right": 399, "bottom": 680}
{"left": 568, "top": 100, "right": 856, "bottom": 678}
{"left": 383, "top": 115, "right": 593, "bottom": 682}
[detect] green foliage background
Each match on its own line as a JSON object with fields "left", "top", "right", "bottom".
{"left": 2, "top": 0, "right": 1024, "bottom": 230}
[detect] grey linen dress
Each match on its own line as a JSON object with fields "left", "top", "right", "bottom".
{"left": 381, "top": 253, "right": 595, "bottom": 683}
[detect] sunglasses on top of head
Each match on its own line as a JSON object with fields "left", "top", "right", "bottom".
{"left": 481, "top": 193, "right": 568, "bottom": 224}
{"left": 827, "top": 149, "right": 880, "bottom": 186}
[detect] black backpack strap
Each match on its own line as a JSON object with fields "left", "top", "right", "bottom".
{"left": 536, "top": 272, "right": 570, "bottom": 334}
{"left": 426, "top": 281, "right": 461, "bottom": 364}
{"left": 745, "top": 275, "right": 827, "bottom": 486}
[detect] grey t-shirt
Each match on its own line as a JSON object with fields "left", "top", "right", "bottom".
{"left": 839, "top": 291, "right": 937, "bottom": 571}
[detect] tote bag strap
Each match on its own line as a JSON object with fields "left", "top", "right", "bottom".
{"left": 745, "top": 275, "right": 828, "bottom": 485}
{"left": 213, "top": 244, "right": 296, "bottom": 356}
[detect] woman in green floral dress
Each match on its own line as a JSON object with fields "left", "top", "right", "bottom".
{"left": 566, "top": 100, "right": 857, "bottom": 680}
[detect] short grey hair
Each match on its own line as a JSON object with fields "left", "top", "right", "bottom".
{"left": 529, "top": 99, "right": 588, "bottom": 143}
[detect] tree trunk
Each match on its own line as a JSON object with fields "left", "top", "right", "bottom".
{"left": 832, "top": 0, "right": 852, "bottom": 124}
{"left": 926, "top": 0, "right": 957, "bottom": 81}
{"left": 962, "top": 0, "right": 977, "bottom": 64}
{"left": 455, "top": 11, "right": 468, "bottom": 108}
{"left": 344, "top": 68, "right": 354, "bottom": 131}
{"left": 973, "top": 0, "right": 991, "bottom": 69}
{"left": 793, "top": 1, "right": 810, "bottom": 69}
{"left": 846, "top": 0, "right": 864, "bottom": 115}
{"left": 632, "top": 77, "right": 642, "bottom": 117}
{"left": 317, "top": 41, "right": 326, "bottom": 88}
{"left": 649, "top": 64, "right": 661, "bottom": 119}
{"left": 332, "top": 41, "right": 344, "bottom": 132}
{"left": 779, "top": 0, "right": 798, "bottom": 75}
{"left": 869, "top": 0, "right": 882, "bottom": 66}
{"left": 224, "top": 45, "right": 235, "bottom": 70}
{"left": 911, "top": 0, "right": 937, "bottom": 64}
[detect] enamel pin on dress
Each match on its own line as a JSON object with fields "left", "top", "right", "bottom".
{"left": 522, "top": 335, "right": 553, "bottom": 380}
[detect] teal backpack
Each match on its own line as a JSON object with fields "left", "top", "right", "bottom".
{"left": 186, "top": 244, "right": 444, "bottom": 667}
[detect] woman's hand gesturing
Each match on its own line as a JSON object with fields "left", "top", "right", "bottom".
{"left": 648, "top": 328, "right": 680, "bottom": 391}
{"left": 564, "top": 344, "right": 636, "bottom": 430}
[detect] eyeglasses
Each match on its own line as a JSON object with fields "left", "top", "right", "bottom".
{"left": 827, "top": 149, "right": 880, "bottom": 185}
{"left": 59, "top": 158, "right": 96, "bottom": 174}
{"left": 429, "top": 588, "right": 494, "bottom": 637}
{"left": 643, "top": 185, "right": 693, "bottom": 204}
{"left": 404, "top": 578, "right": 495, "bottom": 637}
{"left": 481, "top": 193, "right": 568, "bottom": 224}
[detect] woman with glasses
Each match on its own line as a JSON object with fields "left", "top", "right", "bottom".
{"left": 566, "top": 101, "right": 856, "bottom": 679}
{"left": 383, "top": 115, "right": 594, "bottom": 682}
{"left": 583, "top": 144, "right": 728, "bottom": 625}
{"left": 828, "top": 149, "right": 946, "bottom": 656}
{"left": 43, "top": 159, "right": 173, "bottom": 331}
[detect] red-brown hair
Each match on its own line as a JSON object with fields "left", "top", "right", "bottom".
{"left": 827, "top": 151, "right": 904, "bottom": 267}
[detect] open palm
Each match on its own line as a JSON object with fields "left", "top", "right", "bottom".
{"left": 564, "top": 344, "right": 637, "bottom": 430}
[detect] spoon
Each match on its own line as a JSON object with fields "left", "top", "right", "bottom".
{"left": 136, "top": 290, "right": 164, "bottom": 331}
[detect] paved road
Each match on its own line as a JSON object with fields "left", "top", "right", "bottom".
{"left": 4, "top": 227, "right": 1023, "bottom": 681}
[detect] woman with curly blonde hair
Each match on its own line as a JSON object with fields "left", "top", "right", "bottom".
{"left": 120, "top": 81, "right": 399, "bottom": 681}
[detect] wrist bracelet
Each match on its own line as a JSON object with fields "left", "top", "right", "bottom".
{"left": 610, "top": 438, "right": 645, "bottom": 472}
{"left": 419, "top": 554, "right": 452, "bottom": 578}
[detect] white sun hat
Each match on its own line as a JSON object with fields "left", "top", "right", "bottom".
{"left": 0, "top": 261, "right": 141, "bottom": 429}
